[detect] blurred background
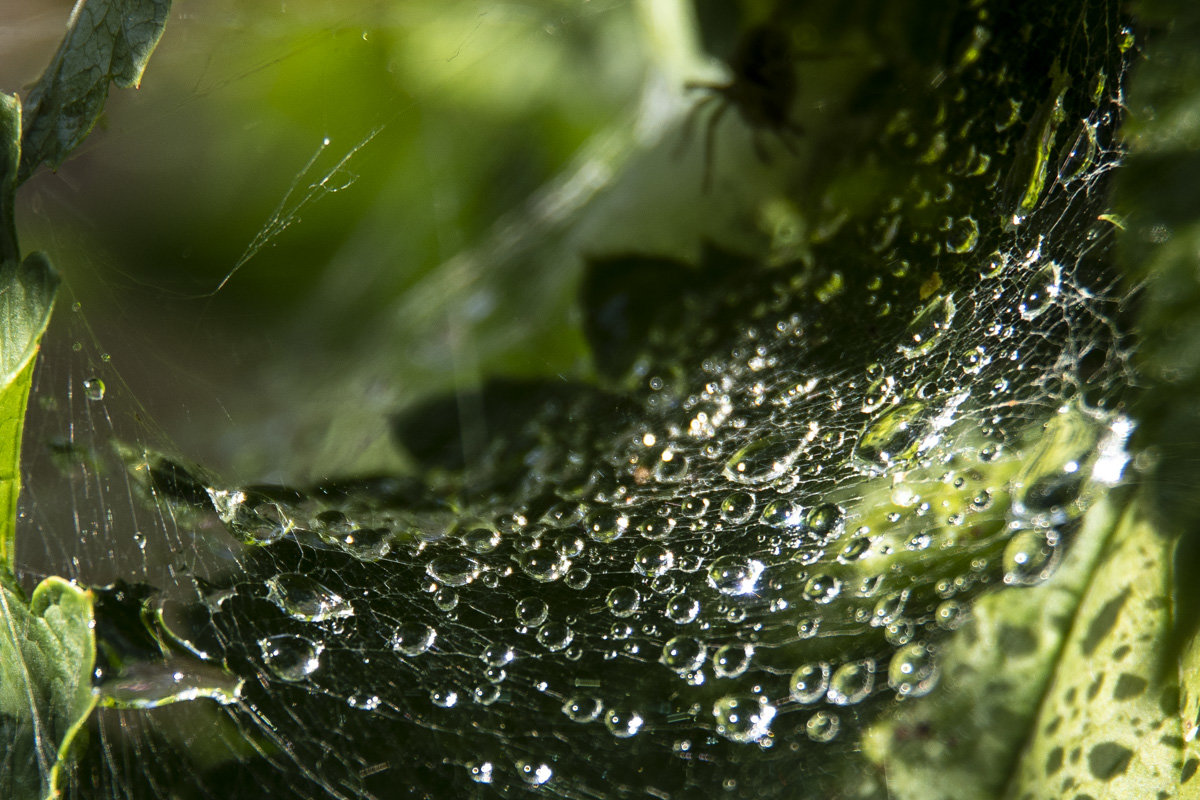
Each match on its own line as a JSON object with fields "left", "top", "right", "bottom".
{"left": 4, "top": 0, "right": 723, "bottom": 483}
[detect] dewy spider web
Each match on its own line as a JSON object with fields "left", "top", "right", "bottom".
{"left": 6, "top": 0, "right": 1152, "bottom": 798}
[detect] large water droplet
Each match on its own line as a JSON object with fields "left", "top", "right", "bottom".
{"left": 790, "top": 661, "right": 830, "bottom": 704}
{"left": 666, "top": 593, "right": 700, "bottom": 624}
{"left": 517, "top": 761, "right": 553, "bottom": 786}
{"left": 584, "top": 510, "right": 629, "bottom": 543}
{"left": 712, "top": 643, "right": 753, "bottom": 678}
{"left": 802, "top": 573, "right": 842, "bottom": 605}
{"left": 900, "top": 294, "right": 956, "bottom": 358}
{"left": 1003, "top": 529, "right": 1059, "bottom": 585}
{"left": 635, "top": 544, "right": 674, "bottom": 576}
{"left": 1019, "top": 261, "right": 1061, "bottom": 320}
{"left": 661, "top": 636, "right": 707, "bottom": 674}
{"left": 258, "top": 634, "right": 323, "bottom": 682}
{"left": 426, "top": 554, "right": 481, "bottom": 586}
{"left": 83, "top": 377, "right": 106, "bottom": 401}
{"left": 563, "top": 695, "right": 603, "bottom": 722}
{"left": 462, "top": 527, "right": 500, "bottom": 553}
{"left": 606, "top": 586, "right": 641, "bottom": 617}
{"left": 515, "top": 596, "right": 549, "bottom": 626}
{"left": 724, "top": 436, "right": 806, "bottom": 485}
{"left": 706, "top": 556, "right": 764, "bottom": 596}
{"left": 265, "top": 573, "right": 352, "bottom": 622}
{"left": 712, "top": 695, "right": 775, "bottom": 743}
{"left": 888, "top": 642, "right": 939, "bottom": 697}
{"left": 854, "top": 401, "right": 934, "bottom": 469}
{"left": 536, "top": 622, "right": 574, "bottom": 652}
{"left": 604, "top": 706, "right": 645, "bottom": 738}
{"left": 391, "top": 622, "right": 436, "bottom": 656}
{"left": 806, "top": 710, "right": 840, "bottom": 743}
{"left": 517, "top": 547, "right": 569, "bottom": 582}
{"left": 827, "top": 659, "right": 875, "bottom": 705}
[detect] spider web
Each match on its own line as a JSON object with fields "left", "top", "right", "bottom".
{"left": 5, "top": 0, "right": 1148, "bottom": 798}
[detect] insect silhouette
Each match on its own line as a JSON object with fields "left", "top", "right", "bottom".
{"left": 677, "top": 24, "right": 804, "bottom": 191}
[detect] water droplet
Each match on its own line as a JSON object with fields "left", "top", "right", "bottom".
{"left": 467, "top": 761, "right": 494, "bottom": 784}
{"left": 761, "top": 497, "right": 804, "bottom": 528}
{"left": 606, "top": 586, "right": 641, "bottom": 617}
{"left": 604, "top": 706, "right": 645, "bottom": 738}
{"left": 258, "top": 634, "right": 323, "bottom": 681}
{"left": 462, "top": 527, "right": 500, "bottom": 553}
{"left": 854, "top": 401, "right": 934, "bottom": 469}
{"left": 900, "top": 294, "right": 956, "bottom": 358}
{"left": 796, "top": 617, "right": 821, "bottom": 638}
{"left": 517, "top": 760, "right": 553, "bottom": 786}
{"left": 654, "top": 450, "right": 690, "bottom": 482}
{"left": 391, "top": 622, "right": 436, "bottom": 656}
{"left": 1019, "top": 262, "right": 1061, "bottom": 320}
{"left": 827, "top": 659, "right": 875, "bottom": 705}
{"left": 563, "top": 695, "right": 603, "bottom": 722}
{"left": 635, "top": 544, "right": 674, "bottom": 576}
{"left": 802, "top": 573, "right": 842, "bottom": 605}
{"left": 431, "top": 688, "right": 458, "bottom": 707}
{"left": 666, "top": 593, "right": 700, "bottom": 624}
{"left": 712, "top": 695, "right": 775, "bottom": 743}
{"left": 724, "top": 436, "right": 805, "bottom": 485}
{"left": 536, "top": 622, "right": 574, "bottom": 652}
{"left": 712, "top": 643, "right": 753, "bottom": 678}
{"left": 945, "top": 217, "right": 979, "bottom": 254}
{"left": 426, "top": 554, "right": 481, "bottom": 587}
{"left": 790, "top": 662, "right": 830, "bottom": 704}
{"left": 720, "top": 491, "right": 757, "bottom": 523}
{"left": 517, "top": 547, "right": 569, "bottom": 582}
{"left": 584, "top": 510, "right": 629, "bottom": 543}
{"left": 636, "top": 515, "right": 676, "bottom": 541}
{"left": 480, "top": 643, "right": 514, "bottom": 667}
{"left": 805, "top": 503, "right": 843, "bottom": 535}
{"left": 555, "top": 534, "right": 585, "bottom": 557}
{"left": 806, "top": 710, "right": 840, "bottom": 742}
{"left": 888, "top": 642, "right": 939, "bottom": 697}
{"left": 1003, "top": 529, "right": 1058, "bottom": 585}
{"left": 936, "top": 600, "right": 966, "bottom": 629}
{"left": 515, "top": 597, "right": 549, "bottom": 626}
{"left": 681, "top": 496, "right": 709, "bottom": 517}
{"left": 473, "top": 683, "right": 501, "bottom": 705}
{"left": 83, "top": 377, "right": 106, "bottom": 401}
{"left": 706, "top": 556, "right": 764, "bottom": 596}
{"left": 338, "top": 527, "right": 392, "bottom": 561}
{"left": 872, "top": 589, "right": 910, "bottom": 626}
{"left": 661, "top": 636, "right": 707, "bottom": 674}
{"left": 265, "top": 573, "right": 352, "bottom": 622}
{"left": 564, "top": 567, "right": 592, "bottom": 589}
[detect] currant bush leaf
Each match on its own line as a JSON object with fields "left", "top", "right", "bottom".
{"left": 0, "top": 577, "right": 97, "bottom": 800}
{"left": 17, "top": 0, "right": 173, "bottom": 184}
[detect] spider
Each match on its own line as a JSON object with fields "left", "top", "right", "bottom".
{"left": 677, "top": 24, "right": 804, "bottom": 191}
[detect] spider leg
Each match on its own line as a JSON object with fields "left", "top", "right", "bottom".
{"left": 673, "top": 93, "right": 717, "bottom": 160}
{"left": 701, "top": 100, "right": 730, "bottom": 192}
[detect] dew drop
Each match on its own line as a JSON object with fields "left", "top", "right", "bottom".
{"left": 706, "top": 556, "right": 764, "bottom": 596}
{"left": 661, "top": 636, "right": 707, "bottom": 674}
{"left": 900, "top": 294, "right": 956, "bottom": 358}
{"left": 391, "top": 622, "right": 436, "bottom": 656}
{"left": 604, "top": 706, "right": 645, "bottom": 738}
{"left": 666, "top": 593, "right": 700, "bottom": 624}
{"left": 712, "top": 695, "right": 775, "bottom": 743}
{"left": 265, "top": 573, "right": 353, "bottom": 622}
{"left": 720, "top": 491, "right": 757, "bottom": 523}
{"left": 584, "top": 510, "right": 629, "bottom": 543}
{"left": 806, "top": 710, "right": 840, "bottom": 743}
{"left": 431, "top": 688, "right": 458, "bottom": 707}
{"left": 1019, "top": 262, "right": 1061, "bottom": 320}
{"left": 467, "top": 761, "right": 493, "bottom": 784}
{"left": 258, "top": 634, "right": 323, "bottom": 682}
{"left": 83, "top": 377, "right": 106, "bottom": 401}
{"left": 563, "top": 695, "right": 603, "bottom": 722}
{"left": 635, "top": 544, "right": 674, "bottom": 576}
{"left": 802, "top": 573, "right": 842, "bottom": 605}
{"left": 426, "top": 554, "right": 480, "bottom": 587}
{"left": 888, "top": 642, "right": 939, "bottom": 697}
{"left": 517, "top": 760, "right": 553, "bottom": 786}
{"left": 462, "top": 527, "right": 500, "bottom": 553}
{"left": 790, "top": 661, "right": 830, "bottom": 704}
{"left": 536, "top": 622, "right": 574, "bottom": 652}
{"left": 515, "top": 597, "right": 549, "bottom": 626}
{"left": 827, "top": 659, "right": 875, "bottom": 705}
{"left": 712, "top": 643, "right": 753, "bottom": 678}
{"left": 724, "top": 436, "right": 805, "bottom": 485}
{"left": 606, "top": 586, "right": 641, "bottom": 617}
{"left": 1003, "top": 529, "right": 1058, "bottom": 585}
{"left": 517, "top": 547, "right": 569, "bottom": 582}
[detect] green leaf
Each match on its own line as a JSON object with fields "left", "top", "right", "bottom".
{"left": 0, "top": 93, "right": 19, "bottom": 265}
{"left": 17, "top": 0, "right": 173, "bottom": 184}
{"left": 0, "top": 577, "right": 98, "bottom": 800}
{"left": 0, "top": 253, "right": 59, "bottom": 570}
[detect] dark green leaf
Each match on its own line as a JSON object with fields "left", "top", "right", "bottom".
{"left": 17, "top": 0, "right": 172, "bottom": 184}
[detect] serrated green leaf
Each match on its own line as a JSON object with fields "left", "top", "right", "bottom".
{"left": 17, "top": 0, "right": 173, "bottom": 184}
{"left": 0, "top": 577, "right": 98, "bottom": 800}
